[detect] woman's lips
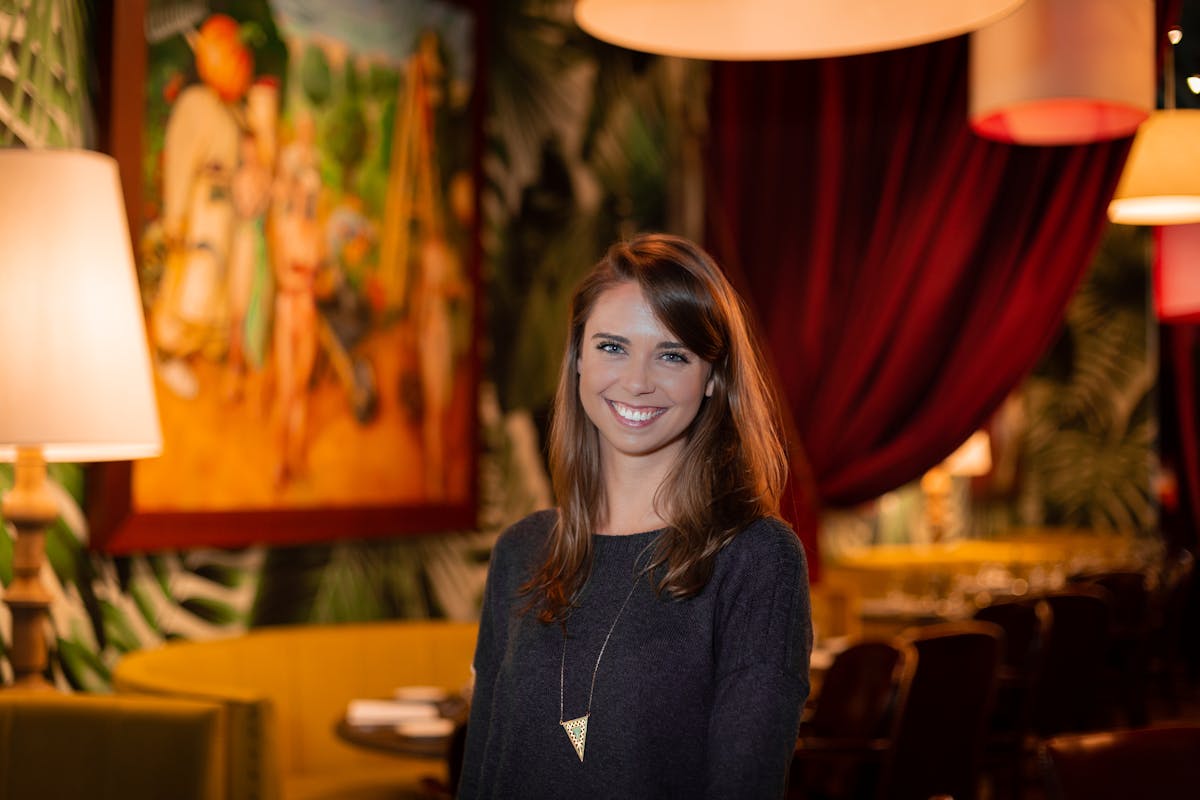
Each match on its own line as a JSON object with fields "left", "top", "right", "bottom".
{"left": 607, "top": 399, "right": 666, "bottom": 427}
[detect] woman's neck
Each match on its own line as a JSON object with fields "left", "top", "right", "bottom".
{"left": 598, "top": 452, "right": 673, "bottom": 535}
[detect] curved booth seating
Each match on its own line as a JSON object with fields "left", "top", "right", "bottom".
{"left": 112, "top": 620, "right": 479, "bottom": 800}
{"left": 1040, "top": 723, "right": 1200, "bottom": 800}
{"left": 0, "top": 691, "right": 224, "bottom": 800}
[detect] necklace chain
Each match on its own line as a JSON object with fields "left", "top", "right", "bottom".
{"left": 559, "top": 568, "right": 641, "bottom": 723}
{"left": 558, "top": 565, "right": 643, "bottom": 760}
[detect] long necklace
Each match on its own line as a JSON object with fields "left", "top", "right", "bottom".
{"left": 558, "top": 567, "right": 642, "bottom": 762}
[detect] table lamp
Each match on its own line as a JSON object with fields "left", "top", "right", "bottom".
{"left": 0, "top": 149, "right": 161, "bottom": 689}
{"left": 921, "top": 431, "right": 993, "bottom": 543}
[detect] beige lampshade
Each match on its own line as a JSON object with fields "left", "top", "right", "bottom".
{"left": 0, "top": 149, "right": 162, "bottom": 462}
{"left": 969, "top": 0, "right": 1153, "bottom": 145}
{"left": 574, "top": 0, "right": 1028, "bottom": 60}
{"left": 943, "top": 431, "right": 992, "bottom": 477}
{"left": 1108, "top": 110, "right": 1200, "bottom": 225}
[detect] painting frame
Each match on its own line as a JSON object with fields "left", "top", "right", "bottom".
{"left": 90, "top": 0, "right": 483, "bottom": 553}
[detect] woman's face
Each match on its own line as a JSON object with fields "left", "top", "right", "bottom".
{"left": 577, "top": 281, "right": 713, "bottom": 470}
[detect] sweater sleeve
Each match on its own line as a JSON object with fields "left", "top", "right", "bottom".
{"left": 456, "top": 523, "right": 519, "bottom": 799}
{"left": 705, "top": 520, "right": 813, "bottom": 800}
{"left": 456, "top": 511, "right": 552, "bottom": 799}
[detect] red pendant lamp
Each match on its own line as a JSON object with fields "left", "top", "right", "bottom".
{"left": 1155, "top": 223, "right": 1200, "bottom": 323}
{"left": 969, "top": 0, "right": 1154, "bottom": 145}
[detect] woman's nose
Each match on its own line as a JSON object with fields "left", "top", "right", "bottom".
{"left": 622, "top": 357, "right": 655, "bottom": 394}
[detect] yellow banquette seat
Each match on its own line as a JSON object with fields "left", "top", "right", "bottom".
{"left": 0, "top": 690, "right": 224, "bottom": 800}
{"left": 112, "top": 620, "right": 479, "bottom": 800}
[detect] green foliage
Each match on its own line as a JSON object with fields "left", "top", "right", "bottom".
{"left": 0, "top": 0, "right": 89, "bottom": 147}
{"left": 299, "top": 43, "right": 333, "bottom": 107}
{"left": 100, "top": 599, "right": 144, "bottom": 654}
{"left": 1019, "top": 225, "right": 1157, "bottom": 535}
{"left": 322, "top": 95, "right": 368, "bottom": 189}
{"left": 44, "top": 517, "right": 78, "bottom": 587}
{"left": 179, "top": 596, "right": 242, "bottom": 626}
{"left": 56, "top": 637, "right": 110, "bottom": 692}
{"left": 367, "top": 63, "right": 401, "bottom": 100}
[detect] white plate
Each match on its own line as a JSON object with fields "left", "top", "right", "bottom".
{"left": 395, "top": 717, "right": 455, "bottom": 738}
{"left": 393, "top": 685, "right": 451, "bottom": 703}
{"left": 345, "top": 699, "right": 437, "bottom": 725}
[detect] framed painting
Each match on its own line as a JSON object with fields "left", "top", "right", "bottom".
{"left": 91, "top": 0, "right": 481, "bottom": 552}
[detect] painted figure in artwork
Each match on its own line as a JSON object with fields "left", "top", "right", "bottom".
{"left": 271, "top": 112, "right": 325, "bottom": 486}
{"left": 153, "top": 83, "right": 240, "bottom": 399}
{"left": 225, "top": 81, "right": 278, "bottom": 402}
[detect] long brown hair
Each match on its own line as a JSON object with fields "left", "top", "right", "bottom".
{"left": 522, "top": 233, "right": 788, "bottom": 623}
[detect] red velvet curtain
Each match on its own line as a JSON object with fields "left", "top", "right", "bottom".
{"left": 705, "top": 36, "right": 1133, "bottom": 558}
{"left": 1161, "top": 325, "right": 1200, "bottom": 552}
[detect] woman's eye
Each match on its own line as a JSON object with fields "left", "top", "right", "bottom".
{"left": 598, "top": 341, "right": 624, "bottom": 354}
{"left": 661, "top": 351, "right": 690, "bottom": 364}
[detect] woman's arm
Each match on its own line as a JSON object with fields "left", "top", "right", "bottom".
{"left": 456, "top": 547, "right": 505, "bottom": 799}
{"left": 706, "top": 521, "right": 813, "bottom": 799}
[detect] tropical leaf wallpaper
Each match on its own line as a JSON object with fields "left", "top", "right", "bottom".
{"left": 0, "top": 0, "right": 1165, "bottom": 690}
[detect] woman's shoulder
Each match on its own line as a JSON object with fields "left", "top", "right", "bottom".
{"left": 720, "top": 516, "right": 807, "bottom": 570}
{"left": 491, "top": 508, "right": 558, "bottom": 564}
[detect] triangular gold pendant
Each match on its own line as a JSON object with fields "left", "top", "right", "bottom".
{"left": 560, "top": 714, "right": 589, "bottom": 761}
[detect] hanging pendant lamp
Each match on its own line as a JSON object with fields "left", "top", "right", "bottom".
{"left": 573, "top": 0, "right": 1028, "bottom": 61}
{"left": 1109, "top": 110, "right": 1200, "bottom": 225}
{"left": 969, "top": 0, "right": 1154, "bottom": 145}
{"left": 1154, "top": 223, "right": 1200, "bottom": 323}
{"left": 1109, "top": 28, "right": 1200, "bottom": 226}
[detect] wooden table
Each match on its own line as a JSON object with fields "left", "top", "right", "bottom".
{"left": 335, "top": 696, "right": 468, "bottom": 760}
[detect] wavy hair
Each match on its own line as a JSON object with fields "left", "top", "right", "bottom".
{"left": 522, "top": 233, "right": 788, "bottom": 623}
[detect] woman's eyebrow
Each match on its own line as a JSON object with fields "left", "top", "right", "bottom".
{"left": 591, "top": 332, "right": 629, "bottom": 343}
{"left": 591, "top": 332, "right": 689, "bottom": 350}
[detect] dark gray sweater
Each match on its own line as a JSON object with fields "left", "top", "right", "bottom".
{"left": 458, "top": 509, "right": 812, "bottom": 799}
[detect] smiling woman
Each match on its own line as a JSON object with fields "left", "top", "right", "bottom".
{"left": 458, "top": 233, "right": 812, "bottom": 799}
{"left": 576, "top": 281, "right": 714, "bottom": 472}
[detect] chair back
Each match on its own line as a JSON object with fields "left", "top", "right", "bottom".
{"left": 1032, "top": 586, "right": 1111, "bottom": 736}
{"left": 1040, "top": 723, "right": 1200, "bottom": 800}
{"left": 0, "top": 691, "right": 224, "bottom": 800}
{"left": 883, "top": 621, "right": 1002, "bottom": 800}
{"left": 791, "top": 638, "right": 917, "bottom": 800}
{"left": 806, "top": 639, "right": 917, "bottom": 740}
{"left": 973, "top": 598, "right": 1052, "bottom": 735}
{"left": 1149, "top": 550, "right": 1197, "bottom": 712}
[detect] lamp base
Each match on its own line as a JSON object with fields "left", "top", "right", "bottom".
{"left": 2, "top": 446, "right": 58, "bottom": 690}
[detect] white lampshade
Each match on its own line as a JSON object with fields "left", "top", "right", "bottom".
{"left": 0, "top": 149, "right": 161, "bottom": 462}
{"left": 574, "top": 0, "right": 1028, "bottom": 61}
{"left": 1108, "top": 110, "right": 1200, "bottom": 225}
{"left": 943, "top": 431, "right": 993, "bottom": 477}
{"left": 969, "top": 0, "right": 1153, "bottom": 145}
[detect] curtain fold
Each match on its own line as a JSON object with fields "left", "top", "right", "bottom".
{"left": 706, "top": 36, "right": 1133, "bottom": 560}
{"left": 1162, "top": 324, "right": 1200, "bottom": 552}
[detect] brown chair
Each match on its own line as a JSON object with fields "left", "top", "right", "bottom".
{"left": 1070, "top": 570, "right": 1152, "bottom": 727}
{"left": 1030, "top": 586, "right": 1111, "bottom": 737}
{"left": 1040, "top": 723, "right": 1200, "bottom": 800}
{"left": 1148, "top": 549, "right": 1196, "bottom": 715}
{"left": 883, "top": 621, "right": 1003, "bottom": 800}
{"left": 973, "top": 598, "right": 1052, "bottom": 800}
{"left": 790, "top": 638, "right": 917, "bottom": 800}
{"left": 0, "top": 690, "right": 224, "bottom": 800}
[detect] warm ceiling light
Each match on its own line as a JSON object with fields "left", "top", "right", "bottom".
{"left": 1188, "top": 75, "right": 1200, "bottom": 94}
{"left": 573, "top": 0, "right": 1028, "bottom": 61}
{"left": 1108, "top": 110, "right": 1200, "bottom": 225}
{"left": 969, "top": 0, "right": 1153, "bottom": 145}
{"left": 1154, "top": 224, "right": 1200, "bottom": 323}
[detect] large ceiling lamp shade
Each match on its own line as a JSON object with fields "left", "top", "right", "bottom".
{"left": 969, "top": 0, "right": 1154, "bottom": 145}
{"left": 1109, "top": 109, "right": 1200, "bottom": 225}
{"left": 573, "top": 0, "right": 1028, "bottom": 61}
{"left": 1154, "top": 223, "right": 1200, "bottom": 322}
